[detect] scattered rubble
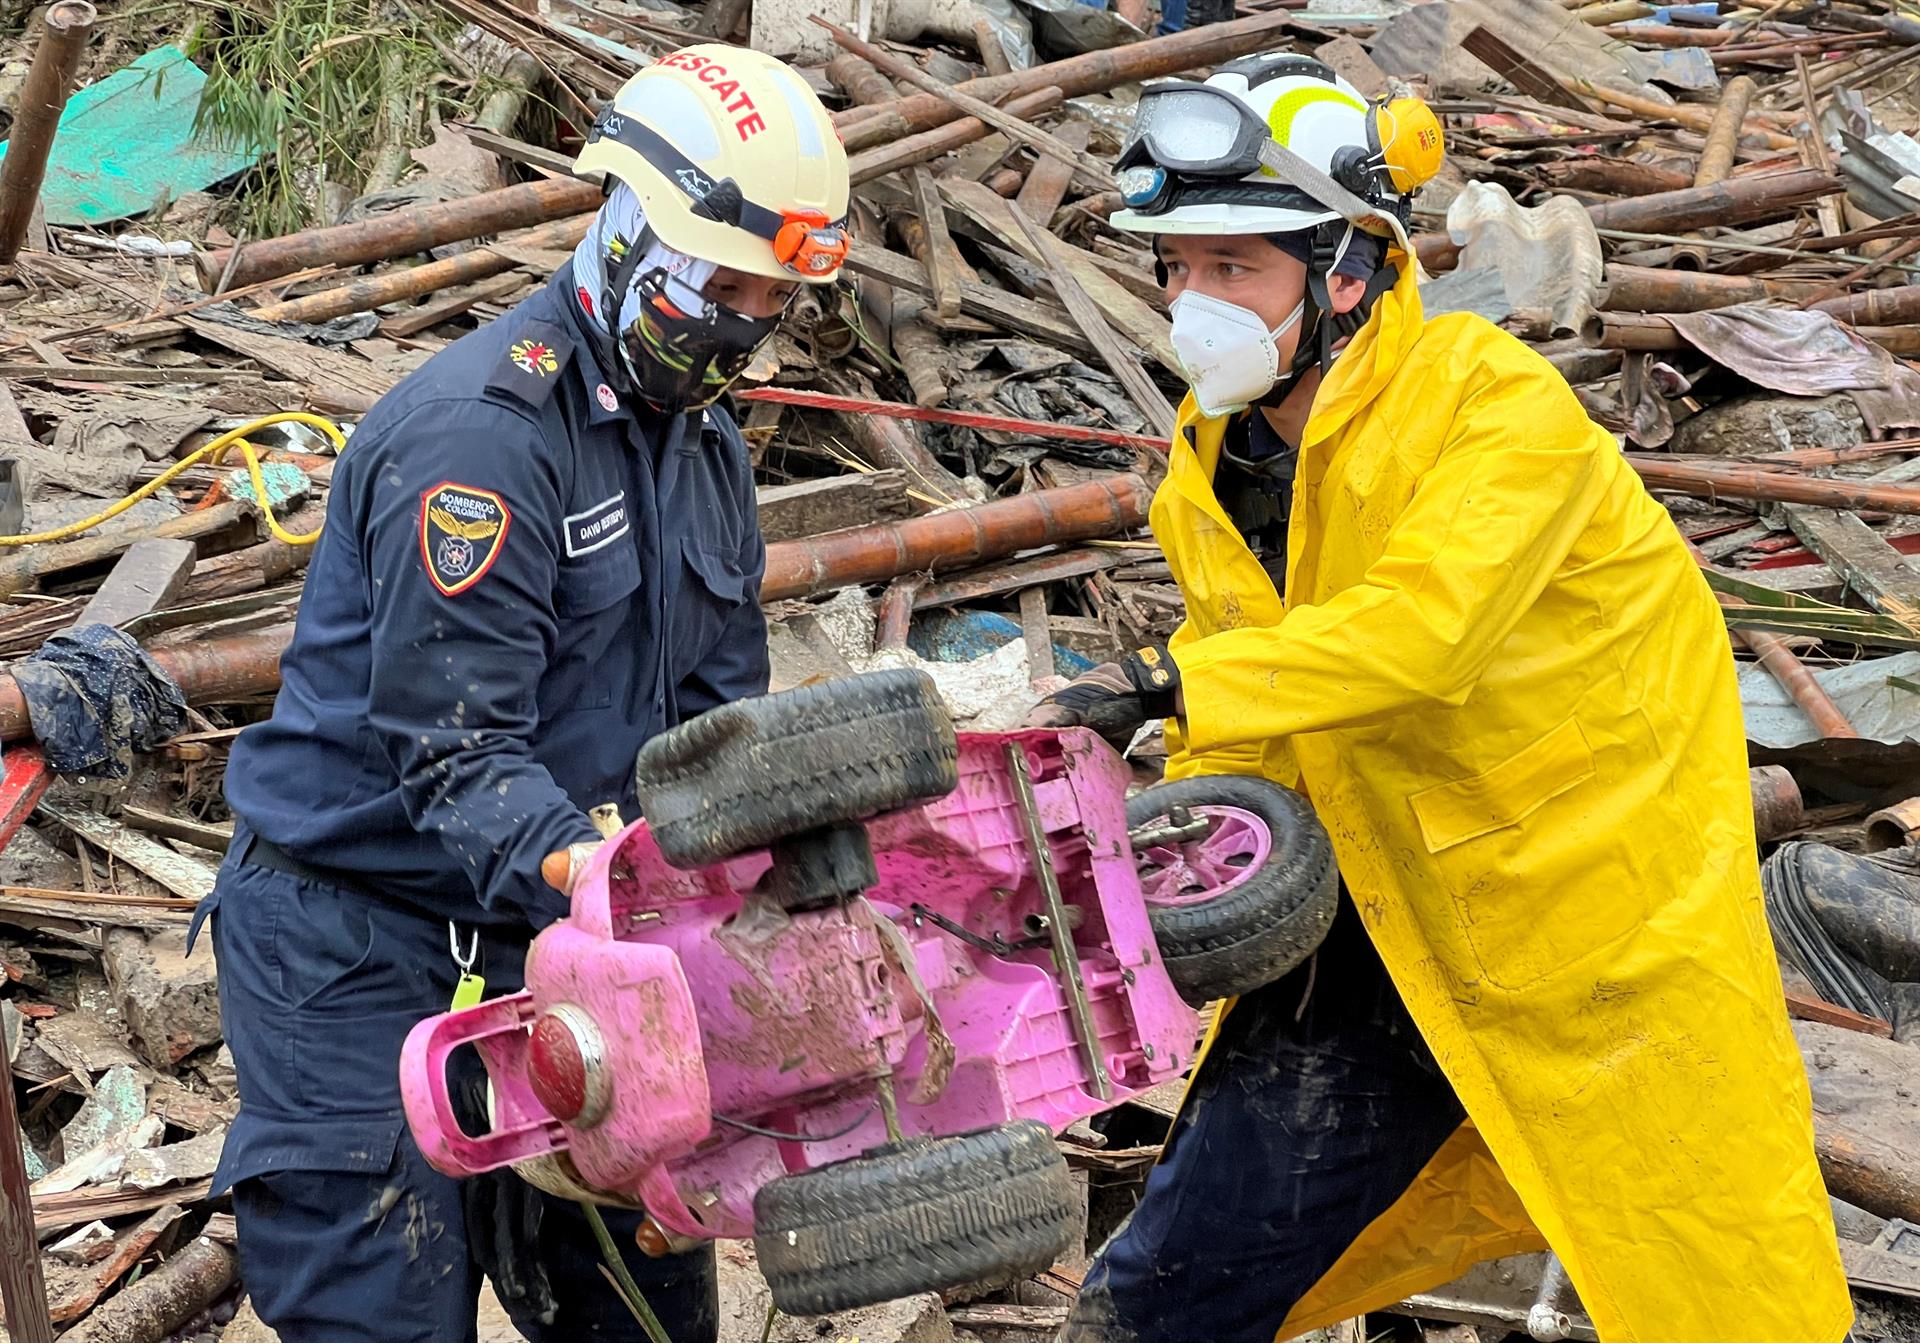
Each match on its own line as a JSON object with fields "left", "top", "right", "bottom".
{"left": 7, "top": 0, "right": 1920, "bottom": 1334}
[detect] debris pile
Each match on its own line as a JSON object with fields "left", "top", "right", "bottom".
{"left": 9, "top": 0, "right": 1920, "bottom": 1333}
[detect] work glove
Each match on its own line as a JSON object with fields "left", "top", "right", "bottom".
{"left": 1024, "top": 646, "right": 1180, "bottom": 750}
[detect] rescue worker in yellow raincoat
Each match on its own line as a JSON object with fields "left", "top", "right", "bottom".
{"left": 1031, "top": 53, "right": 1854, "bottom": 1343}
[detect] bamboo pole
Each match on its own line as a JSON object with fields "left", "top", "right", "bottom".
{"left": 1416, "top": 168, "right": 1845, "bottom": 272}
{"left": 832, "top": 11, "right": 1298, "bottom": 153}
{"left": 1565, "top": 81, "right": 1797, "bottom": 148}
{"left": 815, "top": 17, "right": 1115, "bottom": 192}
{"left": 1811, "top": 284, "right": 1920, "bottom": 326}
{"left": 848, "top": 87, "right": 1064, "bottom": 186}
{"left": 0, "top": 1, "right": 97, "bottom": 268}
{"left": 196, "top": 177, "right": 603, "bottom": 292}
{"left": 248, "top": 214, "right": 593, "bottom": 325}
{"left": 1601, "top": 263, "right": 1822, "bottom": 312}
{"left": 825, "top": 51, "right": 897, "bottom": 107}
{"left": 1671, "top": 76, "right": 1758, "bottom": 270}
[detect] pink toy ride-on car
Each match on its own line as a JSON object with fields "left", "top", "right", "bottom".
{"left": 401, "top": 669, "right": 1335, "bottom": 1314}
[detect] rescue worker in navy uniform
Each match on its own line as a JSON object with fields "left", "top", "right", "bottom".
{"left": 195, "top": 48, "right": 851, "bottom": 1343}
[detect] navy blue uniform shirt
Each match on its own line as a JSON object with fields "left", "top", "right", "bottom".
{"left": 224, "top": 271, "right": 770, "bottom": 927}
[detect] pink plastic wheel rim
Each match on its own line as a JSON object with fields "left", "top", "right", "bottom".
{"left": 1137, "top": 805, "right": 1271, "bottom": 908}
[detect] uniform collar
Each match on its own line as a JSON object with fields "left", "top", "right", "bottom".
{"left": 547, "top": 270, "right": 713, "bottom": 444}
{"left": 549, "top": 270, "right": 634, "bottom": 429}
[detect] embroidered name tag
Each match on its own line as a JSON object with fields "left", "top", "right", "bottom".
{"left": 565, "top": 491, "right": 630, "bottom": 557}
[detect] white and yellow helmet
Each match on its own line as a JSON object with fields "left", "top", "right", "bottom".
{"left": 575, "top": 46, "right": 851, "bottom": 283}
{"left": 1112, "top": 53, "right": 1443, "bottom": 249}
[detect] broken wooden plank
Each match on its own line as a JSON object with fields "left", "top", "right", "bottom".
{"left": 914, "top": 547, "right": 1132, "bottom": 608}
{"left": 1015, "top": 120, "right": 1095, "bottom": 235}
{"left": 0, "top": 365, "right": 251, "bottom": 386}
{"left": 1005, "top": 200, "right": 1179, "bottom": 440}
{"left": 44, "top": 1204, "right": 182, "bottom": 1323}
{"left": 756, "top": 471, "right": 912, "bottom": 543}
{"left": 71, "top": 539, "right": 197, "bottom": 630}
{"left": 949, "top": 1304, "right": 1071, "bottom": 1332}
{"left": 845, "top": 242, "right": 1094, "bottom": 358}
{"left": 1462, "top": 26, "right": 1595, "bottom": 111}
{"left": 942, "top": 179, "right": 1179, "bottom": 376}
{"left": 379, "top": 273, "right": 529, "bottom": 339}
{"left": 1782, "top": 506, "right": 1920, "bottom": 623}
{"left": 37, "top": 805, "right": 217, "bottom": 902}
{"left": 0, "top": 502, "right": 254, "bottom": 602}
{"left": 1019, "top": 587, "right": 1054, "bottom": 683}
{"left": 1842, "top": 1240, "right": 1920, "bottom": 1300}
{"left": 1785, "top": 987, "right": 1894, "bottom": 1038}
{"left": 178, "top": 318, "right": 400, "bottom": 416}
{"left": 34, "top": 1181, "right": 212, "bottom": 1235}
{"left": 55, "top": 1235, "right": 233, "bottom": 1342}
{"left": 114, "top": 807, "right": 231, "bottom": 855}
{"left": 908, "top": 168, "right": 963, "bottom": 322}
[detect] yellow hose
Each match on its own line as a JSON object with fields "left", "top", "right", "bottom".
{"left": 0, "top": 411, "right": 347, "bottom": 548}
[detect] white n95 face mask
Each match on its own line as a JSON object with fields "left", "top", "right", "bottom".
{"left": 1168, "top": 289, "right": 1306, "bottom": 418}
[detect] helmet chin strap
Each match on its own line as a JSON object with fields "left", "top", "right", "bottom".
{"left": 600, "top": 225, "right": 654, "bottom": 396}
{"left": 1258, "top": 222, "right": 1394, "bottom": 409}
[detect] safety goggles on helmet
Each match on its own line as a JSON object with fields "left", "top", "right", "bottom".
{"left": 587, "top": 108, "right": 850, "bottom": 280}
{"left": 618, "top": 266, "right": 783, "bottom": 412}
{"left": 1119, "top": 81, "right": 1281, "bottom": 181}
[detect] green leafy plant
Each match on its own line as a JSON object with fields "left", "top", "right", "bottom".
{"left": 188, "top": 0, "right": 479, "bottom": 236}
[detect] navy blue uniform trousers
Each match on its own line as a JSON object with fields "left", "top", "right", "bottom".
{"left": 1062, "top": 899, "right": 1465, "bottom": 1342}
{"left": 206, "top": 836, "right": 717, "bottom": 1343}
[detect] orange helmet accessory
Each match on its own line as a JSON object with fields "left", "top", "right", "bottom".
{"left": 773, "top": 210, "right": 850, "bottom": 278}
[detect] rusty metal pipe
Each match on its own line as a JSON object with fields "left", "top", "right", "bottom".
{"left": 849, "top": 88, "right": 1065, "bottom": 186}
{"left": 1750, "top": 766, "right": 1805, "bottom": 842}
{"left": 196, "top": 177, "right": 603, "bottom": 292}
{"left": 0, "top": 1, "right": 97, "bottom": 268}
{"left": 762, "top": 475, "right": 1150, "bottom": 601}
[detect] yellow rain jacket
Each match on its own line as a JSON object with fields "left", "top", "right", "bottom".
{"left": 1154, "top": 253, "right": 1850, "bottom": 1342}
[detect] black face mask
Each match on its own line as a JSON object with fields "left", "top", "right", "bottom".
{"left": 615, "top": 266, "right": 783, "bottom": 413}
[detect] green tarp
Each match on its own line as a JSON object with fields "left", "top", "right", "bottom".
{"left": 0, "top": 46, "right": 262, "bottom": 226}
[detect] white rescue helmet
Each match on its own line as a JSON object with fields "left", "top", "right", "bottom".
{"left": 574, "top": 46, "right": 851, "bottom": 283}
{"left": 1111, "top": 53, "right": 1444, "bottom": 248}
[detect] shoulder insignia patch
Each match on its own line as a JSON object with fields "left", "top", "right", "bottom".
{"left": 510, "top": 339, "right": 559, "bottom": 376}
{"left": 420, "top": 483, "right": 511, "bottom": 596}
{"left": 486, "top": 320, "right": 574, "bottom": 406}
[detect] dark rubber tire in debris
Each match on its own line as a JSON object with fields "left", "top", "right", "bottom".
{"left": 634, "top": 669, "right": 959, "bottom": 869}
{"left": 752, "top": 1120, "right": 1079, "bottom": 1316}
{"left": 1127, "top": 776, "right": 1338, "bottom": 1007}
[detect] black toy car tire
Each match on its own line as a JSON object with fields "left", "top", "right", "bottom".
{"left": 634, "top": 669, "right": 958, "bottom": 869}
{"left": 752, "top": 1120, "right": 1079, "bottom": 1316}
{"left": 1127, "top": 775, "right": 1338, "bottom": 1006}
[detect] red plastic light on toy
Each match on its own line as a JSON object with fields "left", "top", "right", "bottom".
{"left": 772, "top": 209, "right": 849, "bottom": 278}
{"left": 528, "top": 1006, "right": 610, "bottom": 1127}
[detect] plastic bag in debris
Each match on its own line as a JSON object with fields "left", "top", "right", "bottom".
{"left": 11, "top": 625, "right": 187, "bottom": 784}
{"left": 977, "top": 0, "right": 1037, "bottom": 69}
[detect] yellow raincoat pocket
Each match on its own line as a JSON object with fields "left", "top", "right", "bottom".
{"left": 1407, "top": 718, "right": 1594, "bottom": 853}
